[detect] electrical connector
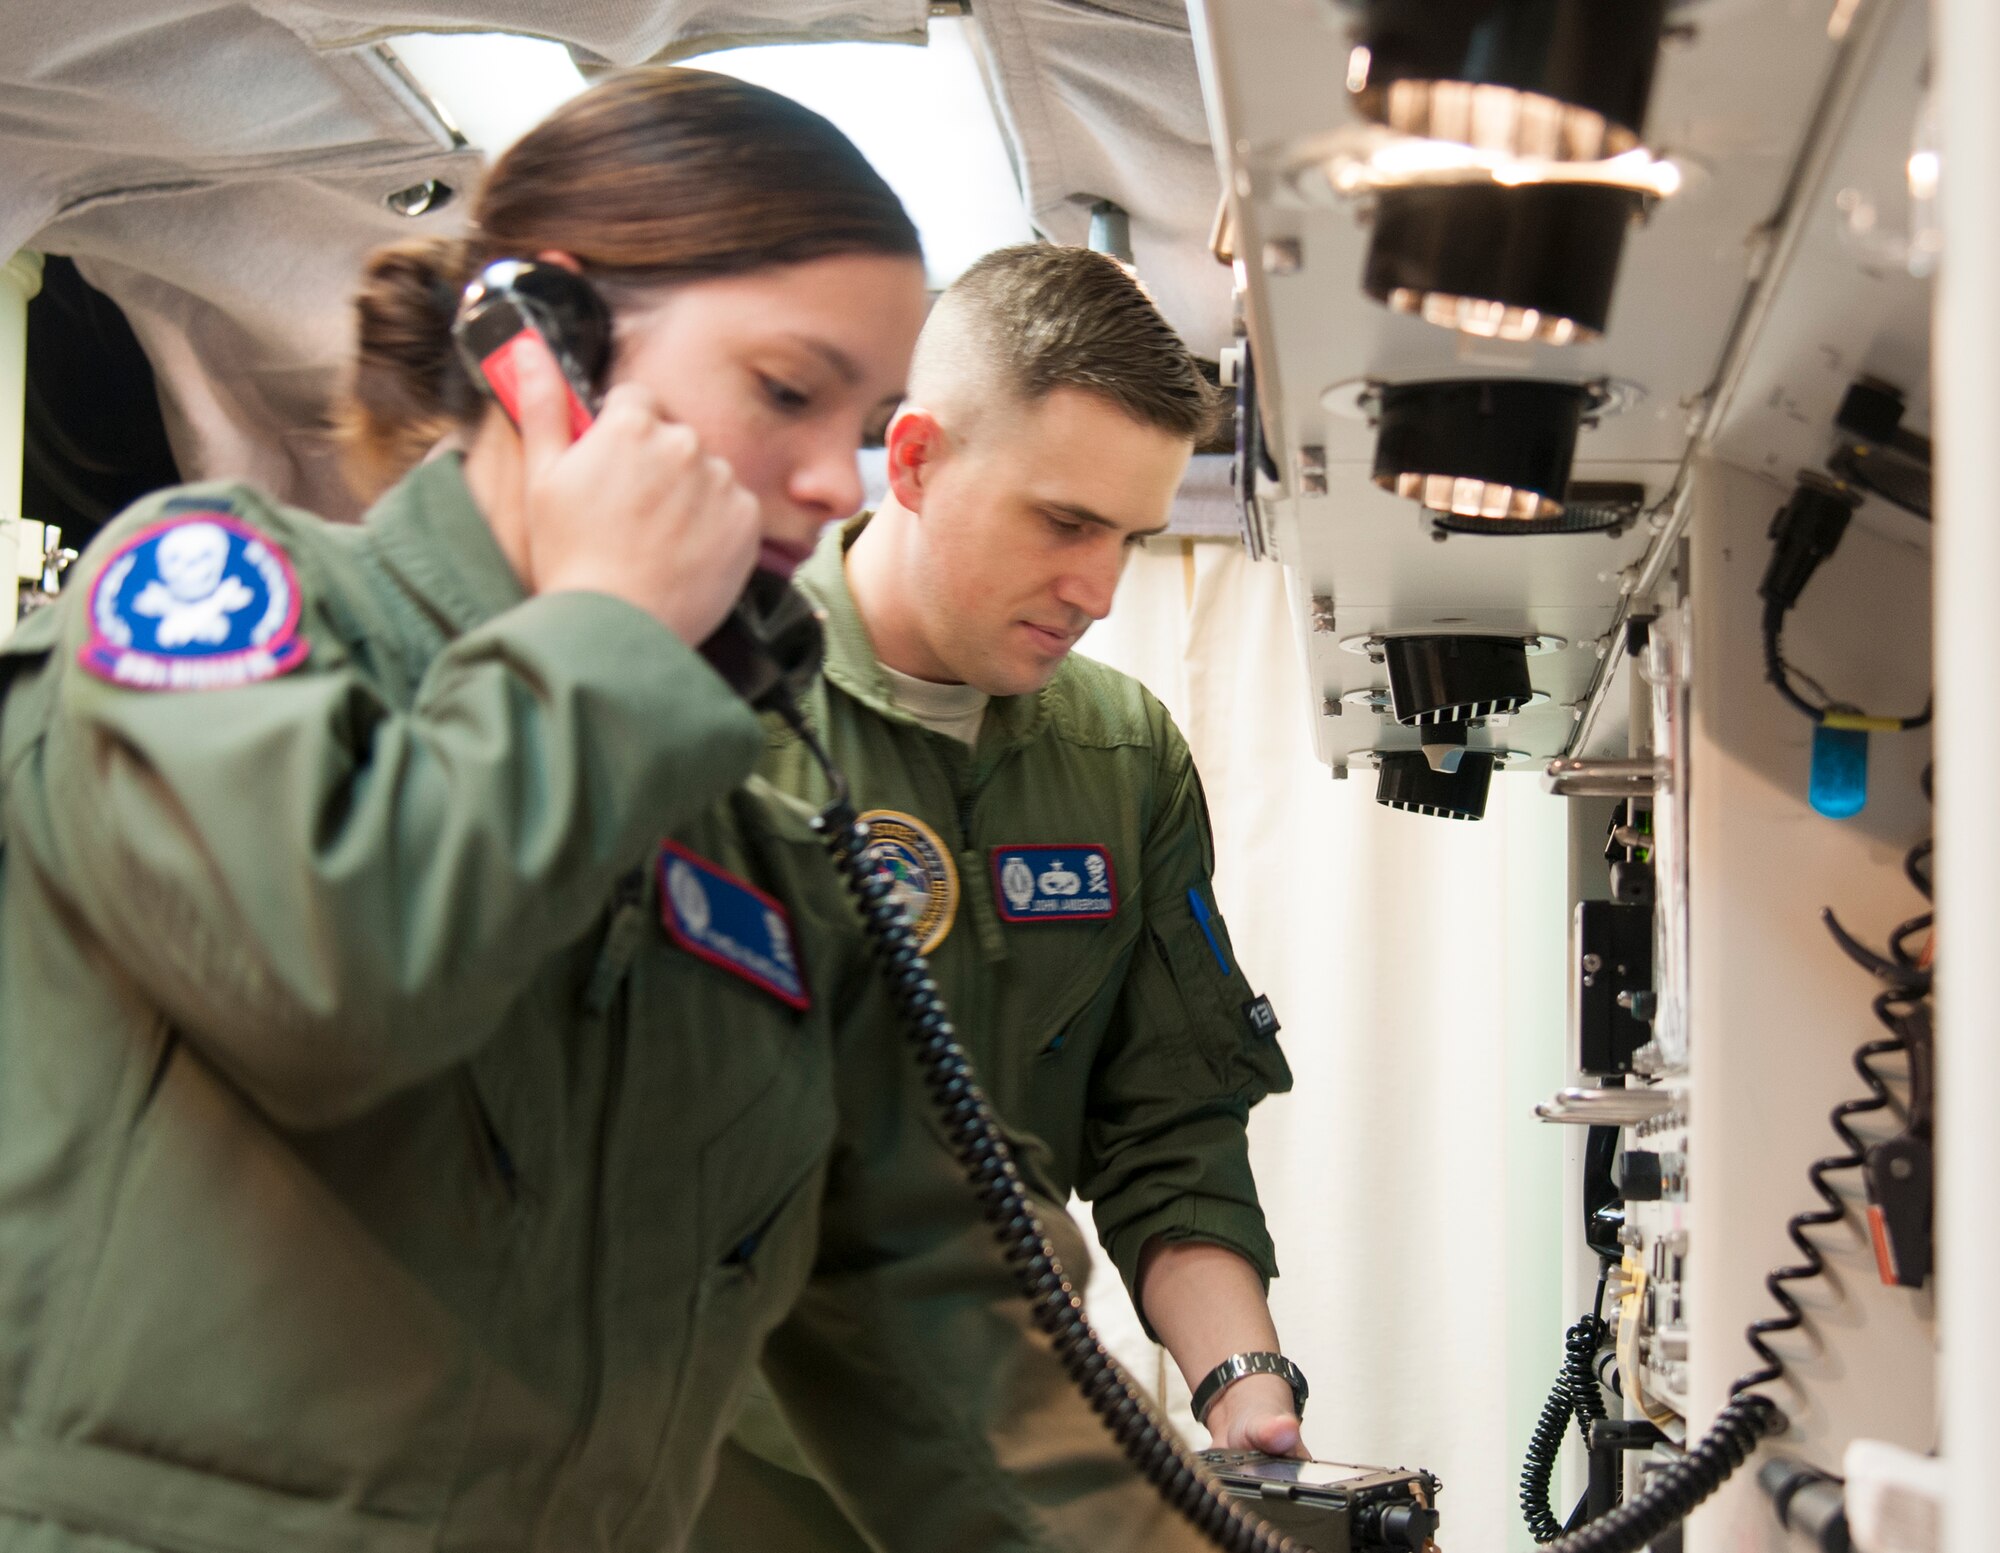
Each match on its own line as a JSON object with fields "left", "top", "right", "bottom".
{"left": 1759, "top": 1457, "right": 1851, "bottom": 1552}
{"left": 1760, "top": 472, "right": 1860, "bottom": 618}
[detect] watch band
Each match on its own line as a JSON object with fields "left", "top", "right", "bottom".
{"left": 1190, "top": 1351, "right": 1309, "bottom": 1426}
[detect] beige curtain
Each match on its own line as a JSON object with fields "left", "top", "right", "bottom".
{"left": 1070, "top": 541, "right": 1573, "bottom": 1549}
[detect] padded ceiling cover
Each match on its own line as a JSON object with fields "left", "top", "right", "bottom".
{"left": 5, "top": 0, "right": 1226, "bottom": 517}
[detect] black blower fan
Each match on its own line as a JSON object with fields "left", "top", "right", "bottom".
{"left": 1376, "top": 750, "right": 1498, "bottom": 821}
{"left": 1373, "top": 634, "right": 1535, "bottom": 820}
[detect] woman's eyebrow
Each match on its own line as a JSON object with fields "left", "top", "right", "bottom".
{"left": 785, "top": 335, "right": 862, "bottom": 386}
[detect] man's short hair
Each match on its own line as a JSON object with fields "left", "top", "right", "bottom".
{"left": 919, "top": 244, "right": 1219, "bottom": 444}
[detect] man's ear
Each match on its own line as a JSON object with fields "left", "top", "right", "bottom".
{"left": 884, "top": 406, "right": 947, "bottom": 514}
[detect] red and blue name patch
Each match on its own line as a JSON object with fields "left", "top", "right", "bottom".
{"left": 657, "top": 842, "right": 810, "bottom": 1010}
{"left": 990, "top": 844, "right": 1119, "bottom": 923}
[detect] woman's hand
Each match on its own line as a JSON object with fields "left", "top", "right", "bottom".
{"left": 512, "top": 336, "right": 760, "bottom": 646}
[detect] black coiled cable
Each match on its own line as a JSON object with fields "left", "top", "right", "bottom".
{"left": 1540, "top": 1395, "right": 1784, "bottom": 1553}
{"left": 795, "top": 737, "right": 1298, "bottom": 1553}
{"left": 1520, "top": 1313, "right": 1610, "bottom": 1542}
{"left": 1535, "top": 814, "right": 1932, "bottom": 1553}
{"left": 1734, "top": 1013, "right": 1904, "bottom": 1394}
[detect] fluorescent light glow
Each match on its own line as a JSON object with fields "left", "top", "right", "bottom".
{"left": 385, "top": 25, "right": 1032, "bottom": 287}
{"left": 1346, "top": 46, "right": 1373, "bottom": 95}
{"left": 1326, "top": 137, "right": 1685, "bottom": 199}
{"left": 1392, "top": 472, "right": 1559, "bottom": 521}
{"left": 387, "top": 33, "right": 585, "bottom": 154}
{"left": 1386, "top": 288, "right": 1585, "bottom": 345}
{"left": 1381, "top": 79, "right": 1627, "bottom": 163}
{"left": 1907, "top": 148, "right": 1941, "bottom": 202}
{"left": 685, "top": 20, "right": 1034, "bottom": 285}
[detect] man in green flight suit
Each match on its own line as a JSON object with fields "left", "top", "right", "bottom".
{"left": 690, "top": 245, "right": 1302, "bottom": 1552}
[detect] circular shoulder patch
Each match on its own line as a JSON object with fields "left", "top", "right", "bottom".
{"left": 859, "top": 809, "right": 960, "bottom": 955}
{"left": 78, "top": 512, "right": 311, "bottom": 691}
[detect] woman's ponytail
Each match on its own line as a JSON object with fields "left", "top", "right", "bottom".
{"left": 337, "top": 236, "right": 477, "bottom": 500}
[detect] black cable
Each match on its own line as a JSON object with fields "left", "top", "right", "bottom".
{"left": 1733, "top": 1021, "right": 1900, "bottom": 1394}
{"left": 1758, "top": 476, "right": 1930, "bottom": 731}
{"left": 1520, "top": 1311, "right": 1611, "bottom": 1542}
{"left": 1538, "top": 1397, "right": 1783, "bottom": 1553}
{"left": 788, "top": 709, "right": 1297, "bottom": 1553}
{"left": 1538, "top": 817, "right": 1932, "bottom": 1553}
{"left": 1763, "top": 610, "right": 1932, "bottom": 730}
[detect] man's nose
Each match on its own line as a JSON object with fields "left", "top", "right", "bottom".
{"left": 1053, "top": 543, "right": 1124, "bottom": 621}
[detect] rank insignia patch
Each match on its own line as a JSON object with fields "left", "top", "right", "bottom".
{"left": 991, "top": 844, "right": 1119, "bottom": 923}
{"left": 658, "top": 842, "right": 810, "bottom": 1011}
{"left": 859, "top": 809, "right": 960, "bottom": 953}
{"left": 79, "top": 514, "right": 310, "bottom": 691}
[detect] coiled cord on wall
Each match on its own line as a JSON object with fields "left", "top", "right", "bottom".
{"left": 794, "top": 731, "right": 1299, "bottom": 1553}
{"left": 1520, "top": 1312, "right": 1611, "bottom": 1542}
{"left": 1734, "top": 1009, "right": 1905, "bottom": 1395}
{"left": 1538, "top": 816, "right": 1933, "bottom": 1553}
{"left": 1540, "top": 1395, "right": 1784, "bottom": 1553}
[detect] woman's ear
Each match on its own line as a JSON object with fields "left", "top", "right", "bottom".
{"left": 883, "top": 406, "right": 946, "bottom": 513}
{"left": 535, "top": 249, "right": 584, "bottom": 275}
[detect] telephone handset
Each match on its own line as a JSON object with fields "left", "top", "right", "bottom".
{"left": 452, "top": 258, "right": 825, "bottom": 714}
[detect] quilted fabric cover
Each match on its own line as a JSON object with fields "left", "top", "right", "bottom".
{"left": 6, "top": 0, "right": 1225, "bottom": 513}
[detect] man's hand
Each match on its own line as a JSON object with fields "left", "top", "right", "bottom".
{"left": 1200, "top": 1373, "right": 1305, "bottom": 1458}
{"left": 1136, "top": 1239, "right": 1309, "bottom": 1460}
{"left": 512, "top": 335, "right": 760, "bottom": 646}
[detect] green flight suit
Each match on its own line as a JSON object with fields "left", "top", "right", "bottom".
{"left": 0, "top": 460, "right": 1232, "bottom": 1553}
{"left": 692, "top": 517, "right": 1294, "bottom": 1553}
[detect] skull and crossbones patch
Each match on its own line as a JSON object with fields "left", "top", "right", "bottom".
{"left": 78, "top": 512, "right": 310, "bottom": 691}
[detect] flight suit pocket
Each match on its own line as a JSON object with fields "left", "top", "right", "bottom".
{"left": 1145, "top": 920, "right": 1291, "bottom": 1102}
{"left": 50, "top": 1042, "right": 494, "bottom": 1527}
{"left": 620, "top": 1137, "right": 826, "bottom": 1548}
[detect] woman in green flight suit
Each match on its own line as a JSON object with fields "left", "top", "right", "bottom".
{"left": 0, "top": 69, "right": 1204, "bottom": 1553}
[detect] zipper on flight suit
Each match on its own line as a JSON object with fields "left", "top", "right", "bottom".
{"left": 934, "top": 741, "right": 1006, "bottom": 963}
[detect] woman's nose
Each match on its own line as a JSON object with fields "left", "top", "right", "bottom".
{"left": 790, "top": 439, "right": 866, "bottom": 523}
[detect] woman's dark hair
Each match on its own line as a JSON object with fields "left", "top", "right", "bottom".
{"left": 338, "top": 68, "right": 922, "bottom": 496}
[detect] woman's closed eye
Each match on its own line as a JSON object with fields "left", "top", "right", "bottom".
{"left": 758, "top": 374, "right": 813, "bottom": 413}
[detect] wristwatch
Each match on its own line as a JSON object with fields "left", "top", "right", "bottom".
{"left": 1191, "top": 1351, "right": 1309, "bottom": 1427}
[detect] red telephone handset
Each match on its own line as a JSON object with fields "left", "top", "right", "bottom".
{"left": 452, "top": 260, "right": 823, "bottom": 713}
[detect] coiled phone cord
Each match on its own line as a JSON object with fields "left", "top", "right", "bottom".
{"left": 792, "top": 714, "right": 1299, "bottom": 1553}
{"left": 1537, "top": 819, "right": 1933, "bottom": 1553}
{"left": 1538, "top": 1395, "right": 1784, "bottom": 1553}
{"left": 1519, "top": 1311, "right": 1611, "bottom": 1543}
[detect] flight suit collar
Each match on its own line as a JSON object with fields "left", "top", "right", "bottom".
{"left": 799, "top": 514, "right": 1048, "bottom": 764}
{"left": 368, "top": 453, "right": 528, "bottom": 635}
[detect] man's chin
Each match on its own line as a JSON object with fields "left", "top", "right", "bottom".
{"left": 997, "top": 659, "right": 1066, "bottom": 697}
{"left": 955, "top": 655, "right": 1060, "bottom": 699}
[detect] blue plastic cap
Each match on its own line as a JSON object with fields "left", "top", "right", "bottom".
{"left": 1809, "top": 724, "right": 1870, "bottom": 819}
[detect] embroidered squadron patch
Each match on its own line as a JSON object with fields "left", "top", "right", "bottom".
{"left": 990, "top": 844, "right": 1119, "bottom": 923}
{"left": 858, "top": 809, "right": 959, "bottom": 954}
{"left": 79, "top": 513, "right": 310, "bottom": 691}
{"left": 657, "top": 842, "right": 810, "bottom": 1011}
